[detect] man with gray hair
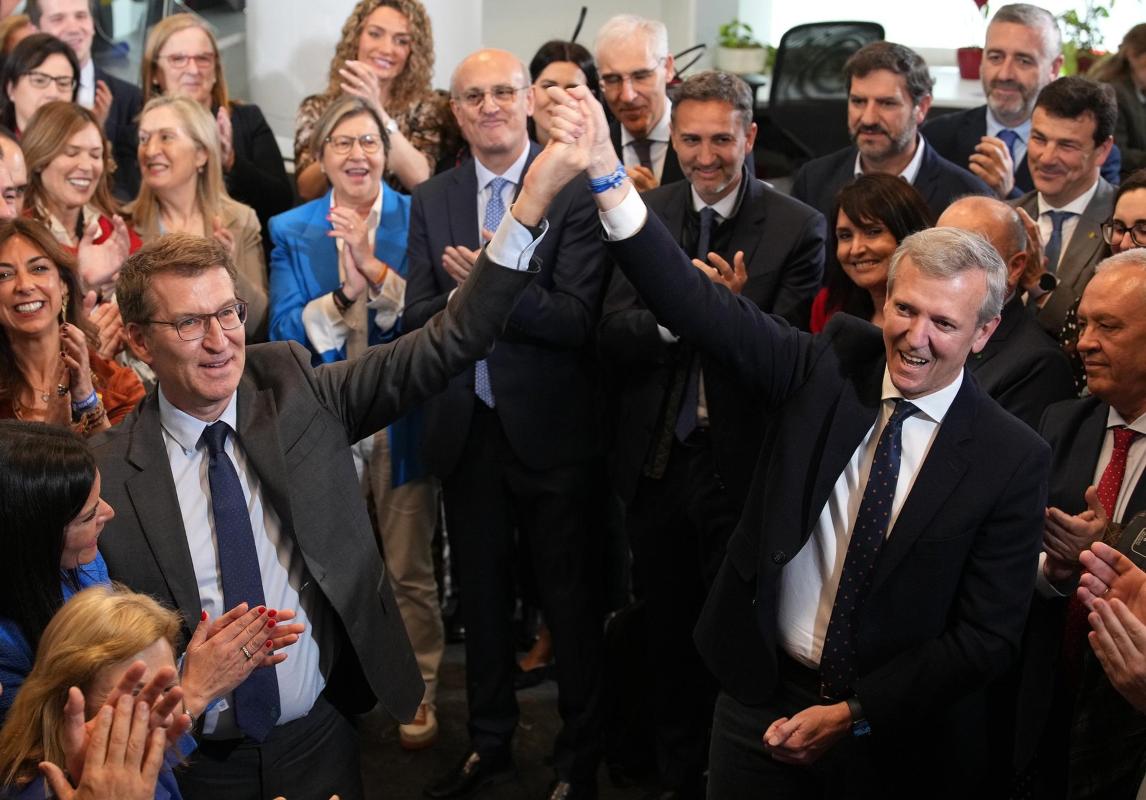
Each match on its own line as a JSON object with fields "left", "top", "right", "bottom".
{"left": 539, "top": 84, "right": 1049, "bottom": 795}
{"left": 924, "top": 3, "right": 1121, "bottom": 199}
{"left": 792, "top": 41, "right": 991, "bottom": 221}
{"left": 598, "top": 69, "right": 823, "bottom": 798}
{"left": 405, "top": 48, "right": 607, "bottom": 800}
{"left": 1014, "top": 249, "right": 1146, "bottom": 797}
{"left": 937, "top": 195, "right": 1075, "bottom": 428}
{"left": 595, "top": 14, "right": 683, "bottom": 191}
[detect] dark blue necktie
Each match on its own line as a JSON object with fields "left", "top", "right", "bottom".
{"left": 201, "top": 421, "right": 280, "bottom": 742}
{"left": 1043, "top": 210, "right": 1077, "bottom": 274}
{"left": 997, "top": 128, "right": 1020, "bottom": 168}
{"left": 819, "top": 399, "right": 919, "bottom": 699}
{"left": 674, "top": 207, "right": 718, "bottom": 442}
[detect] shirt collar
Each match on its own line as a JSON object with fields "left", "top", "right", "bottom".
{"left": 621, "top": 97, "right": 673, "bottom": 146}
{"left": 880, "top": 365, "right": 963, "bottom": 425}
{"left": 1106, "top": 405, "right": 1146, "bottom": 435}
{"left": 689, "top": 175, "right": 741, "bottom": 220}
{"left": 985, "top": 108, "right": 1031, "bottom": 142}
{"left": 158, "top": 389, "right": 238, "bottom": 455}
{"left": 331, "top": 182, "right": 383, "bottom": 224}
{"left": 1037, "top": 177, "right": 1099, "bottom": 216}
{"left": 854, "top": 135, "right": 926, "bottom": 185}
{"left": 474, "top": 142, "right": 530, "bottom": 189}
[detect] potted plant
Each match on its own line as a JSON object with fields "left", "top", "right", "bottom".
{"left": 1059, "top": 1, "right": 1114, "bottom": 74}
{"left": 957, "top": 0, "right": 990, "bottom": 80}
{"left": 715, "top": 19, "right": 769, "bottom": 75}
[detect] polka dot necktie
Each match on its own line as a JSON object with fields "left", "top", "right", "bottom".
{"left": 475, "top": 177, "right": 509, "bottom": 407}
{"left": 820, "top": 399, "right": 918, "bottom": 700}
{"left": 201, "top": 421, "right": 280, "bottom": 741}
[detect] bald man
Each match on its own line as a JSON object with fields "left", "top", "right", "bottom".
{"left": 938, "top": 195, "right": 1075, "bottom": 428}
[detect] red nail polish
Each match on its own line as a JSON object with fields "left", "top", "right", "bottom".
{"left": 268, "top": 619, "right": 276, "bottom": 628}
{"left": 266, "top": 641, "right": 273, "bottom": 648}
{"left": 257, "top": 606, "right": 266, "bottom": 615}
{"left": 267, "top": 609, "right": 277, "bottom": 617}
{"left": 201, "top": 610, "right": 208, "bottom": 621}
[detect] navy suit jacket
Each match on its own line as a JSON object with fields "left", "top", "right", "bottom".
{"left": 94, "top": 67, "right": 141, "bottom": 202}
{"left": 226, "top": 102, "right": 294, "bottom": 248}
{"left": 609, "top": 208, "right": 1049, "bottom": 789}
{"left": 965, "top": 295, "right": 1075, "bottom": 430}
{"left": 791, "top": 135, "right": 992, "bottom": 221}
{"left": 403, "top": 142, "right": 607, "bottom": 475}
{"left": 922, "top": 104, "right": 1123, "bottom": 197}
{"left": 599, "top": 175, "right": 824, "bottom": 504}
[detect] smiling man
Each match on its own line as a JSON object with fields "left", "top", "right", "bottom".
{"left": 1012, "top": 75, "right": 1117, "bottom": 336}
{"left": 32, "top": 0, "right": 141, "bottom": 200}
{"left": 403, "top": 48, "right": 607, "bottom": 800}
{"left": 541, "top": 83, "right": 1049, "bottom": 797}
{"left": 792, "top": 41, "right": 991, "bottom": 222}
{"left": 598, "top": 69, "right": 824, "bottom": 798}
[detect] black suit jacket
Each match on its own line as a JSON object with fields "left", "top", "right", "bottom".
{"left": 965, "top": 294, "right": 1075, "bottom": 429}
{"left": 404, "top": 143, "right": 607, "bottom": 475}
{"left": 791, "top": 135, "right": 993, "bottom": 221}
{"left": 225, "top": 102, "right": 294, "bottom": 250}
{"left": 923, "top": 104, "right": 1124, "bottom": 195}
{"left": 1012, "top": 178, "right": 1115, "bottom": 335}
{"left": 599, "top": 176, "right": 824, "bottom": 504}
{"left": 609, "top": 209, "right": 1049, "bottom": 786}
{"left": 609, "top": 119, "right": 684, "bottom": 186}
{"left": 91, "top": 254, "right": 534, "bottom": 723}
{"left": 94, "top": 67, "right": 141, "bottom": 202}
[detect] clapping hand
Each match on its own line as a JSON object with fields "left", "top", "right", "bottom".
{"left": 1088, "top": 596, "right": 1146, "bottom": 712}
{"left": 694, "top": 251, "right": 747, "bottom": 295}
{"left": 216, "top": 107, "right": 235, "bottom": 172}
{"left": 77, "top": 215, "right": 131, "bottom": 294}
{"left": 1079, "top": 541, "right": 1146, "bottom": 617}
{"left": 92, "top": 80, "right": 113, "bottom": 129}
{"left": 969, "top": 135, "right": 1016, "bottom": 199}
{"left": 1043, "top": 486, "right": 1108, "bottom": 584}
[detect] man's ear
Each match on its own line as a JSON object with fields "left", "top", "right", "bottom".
{"left": 125, "top": 322, "right": 155, "bottom": 367}
{"left": 970, "top": 314, "right": 1001, "bottom": 354}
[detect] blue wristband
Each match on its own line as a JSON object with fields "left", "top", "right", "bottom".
{"left": 71, "top": 389, "right": 98, "bottom": 412}
{"left": 586, "top": 162, "right": 627, "bottom": 194}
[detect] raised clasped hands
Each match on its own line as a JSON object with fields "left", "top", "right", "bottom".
{"left": 762, "top": 702, "right": 851, "bottom": 765}
{"left": 694, "top": 250, "right": 747, "bottom": 295}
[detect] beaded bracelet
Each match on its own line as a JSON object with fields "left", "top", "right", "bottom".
{"left": 586, "top": 162, "right": 627, "bottom": 194}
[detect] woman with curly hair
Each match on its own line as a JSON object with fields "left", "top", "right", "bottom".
{"left": 294, "top": 0, "right": 454, "bottom": 199}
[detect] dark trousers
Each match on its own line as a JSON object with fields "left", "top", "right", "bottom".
{"left": 177, "top": 693, "right": 362, "bottom": 800}
{"left": 626, "top": 433, "right": 739, "bottom": 793}
{"left": 443, "top": 404, "right": 604, "bottom": 783}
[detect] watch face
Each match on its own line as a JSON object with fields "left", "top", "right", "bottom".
{"left": 1038, "top": 273, "right": 1058, "bottom": 291}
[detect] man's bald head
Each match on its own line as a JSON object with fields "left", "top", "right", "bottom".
{"left": 937, "top": 195, "right": 1028, "bottom": 292}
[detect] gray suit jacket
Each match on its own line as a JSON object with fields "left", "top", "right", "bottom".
{"left": 91, "top": 254, "right": 534, "bottom": 723}
{"left": 1012, "top": 178, "right": 1115, "bottom": 335}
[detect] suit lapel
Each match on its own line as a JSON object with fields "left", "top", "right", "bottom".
{"left": 869, "top": 378, "right": 977, "bottom": 593}
{"left": 1058, "top": 179, "right": 1112, "bottom": 286}
{"left": 123, "top": 394, "right": 202, "bottom": 624}
{"left": 727, "top": 178, "right": 767, "bottom": 269}
{"left": 447, "top": 161, "right": 480, "bottom": 249}
{"left": 1061, "top": 400, "right": 1110, "bottom": 508}
{"left": 234, "top": 377, "right": 300, "bottom": 556}
{"left": 304, "top": 193, "right": 339, "bottom": 292}
{"left": 969, "top": 295, "right": 1022, "bottom": 369}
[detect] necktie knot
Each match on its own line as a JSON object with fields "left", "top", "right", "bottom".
{"left": 887, "top": 399, "right": 919, "bottom": 429}
{"left": 201, "top": 421, "right": 230, "bottom": 458}
{"left": 1045, "top": 209, "right": 1076, "bottom": 230}
{"left": 1113, "top": 426, "right": 1142, "bottom": 454}
{"left": 487, "top": 176, "right": 509, "bottom": 195}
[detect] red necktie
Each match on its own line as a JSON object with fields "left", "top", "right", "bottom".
{"left": 1096, "top": 426, "right": 1142, "bottom": 524}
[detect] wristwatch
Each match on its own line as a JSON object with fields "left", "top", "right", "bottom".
{"left": 1027, "top": 271, "right": 1058, "bottom": 300}
{"left": 846, "top": 697, "right": 871, "bottom": 737}
{"left": 384, "top": 117, "right": 399, "bottom": 135}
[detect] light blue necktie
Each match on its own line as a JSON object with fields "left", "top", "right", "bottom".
{"left": 474, "top": 177, "right": 509, "bottom": 407}
{"left": 1043, "top": 210, "right": 1077, "bottom": 274}
{"left": 997, "top": 129, "right": 1020, "bottom": 169}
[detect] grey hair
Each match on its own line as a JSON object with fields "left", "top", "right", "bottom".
{"left": 449, "top": 49, "right": 530, "bottom": 97}
{"left": 887, "top": 227, "right": 1007, "bottom": 325}
{"left": 1095, "top": 249, "right": 1146, "bottom": 274}
{"left": 989, "top": 3, "right": 1062, "bottom": 58}
{"left": 594, "top": 14, "right": 669, "bottom": 63}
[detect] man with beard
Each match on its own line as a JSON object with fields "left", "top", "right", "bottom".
{"left": 792, "top": 41, "right": 991, "bottom": 223}
{"left": 924, "top": 3, "right": 1121, "bottom": 200}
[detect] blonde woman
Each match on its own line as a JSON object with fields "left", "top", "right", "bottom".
{"left": 141, "top": 14, "right": 292, "bottom": 240}
{"left": 129, "top": 95, "right": 268, "bottom": 341}
{"left": 293, "top": 0, "right": 455, "bottom": 199}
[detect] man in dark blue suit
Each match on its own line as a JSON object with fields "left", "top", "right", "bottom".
{"left": 404, "top": 49, "right": 607, "bottom": 800}
{"left": 923, "top": 3, "right": 1120, "bottom": 199}
{"left": 546, "top": 82, "right": 1048, "bottom": 798}
{"left": 599, "top": 70, "right": 824, "bottom": 798}
{"left": 791, "top": 41, "right": 991, "bottom": 222}
{"left": 34, "top": 0, "right": 142, "bottom": 201}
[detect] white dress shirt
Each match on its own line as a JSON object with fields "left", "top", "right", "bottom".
{"left": 620, "top": 98, "right": 672, "bottom": 182}
{"left": 1037, "top": 178, "right": 1100, "bottom": 262}
{"left": 777, "top": 371, "right": 964, "bottom": 668}
{"left": 77, "top": 59, "right": 95, "bottom": 110}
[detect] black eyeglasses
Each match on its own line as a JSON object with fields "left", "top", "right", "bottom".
{"left": 1100, "top": 219, "right": 1146, "bottom": 248}
{"left": 145, "top": 302, "right": 247, "bottom": 341}
{"left": 23, "top": 71, "right": 76, "bottom": 91}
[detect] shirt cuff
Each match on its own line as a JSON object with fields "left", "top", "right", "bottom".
{"left": 600, "top": 184, "right": 646, "bottom": 241}
{"left": 366, "top": 269, "right": 406, "bottom": 334}
{"left": 486, "top": 210, "right": 548, "bottom": 270}
{"left": 1035, "top": 551, "right": 1076, "bottom": 599}
{"left": 657, "top": 324, "right": 679, "bottom": 344}
{"left": 302, "top": 293, "right": 349, "bottom": 355}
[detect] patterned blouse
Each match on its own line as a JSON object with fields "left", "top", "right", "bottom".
{"left": 294, "top": 89, "right": 455, "bottom": 192}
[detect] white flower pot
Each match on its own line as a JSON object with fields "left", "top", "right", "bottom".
{"left": 715, "top": 46, "right": 767, "bottom": 75}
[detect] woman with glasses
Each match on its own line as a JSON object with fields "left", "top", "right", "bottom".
{"left": 141, "top": 14, "right": 292, "bottom": 250}
{"left": 128, "top": 95, "right": 268, "bottom": 341}
{"left": 1102, "top": 168, "right": 1146, "bottom": 253}
{"left": 0, "top": 218, "right": 143, "bottom": 436}
{"left": 270, "top": 96, "right": 443, "bottom": 751}
{"left": 0, "top": 33, "right": 78, "bottom": 134}
{"left": 294, "top": 0, "right": 456, "bottom": 200}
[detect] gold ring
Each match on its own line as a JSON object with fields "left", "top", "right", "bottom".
{"left": 241, "top": 645, "right": 253, "bottom": 660}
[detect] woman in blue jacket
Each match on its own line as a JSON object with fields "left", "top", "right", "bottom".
{"left": 268, "top": 96, "right": 443, "bottom": 750}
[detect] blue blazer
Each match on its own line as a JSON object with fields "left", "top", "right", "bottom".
{"left": 267, "top": 188, "right": 425, "bottom": 486}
